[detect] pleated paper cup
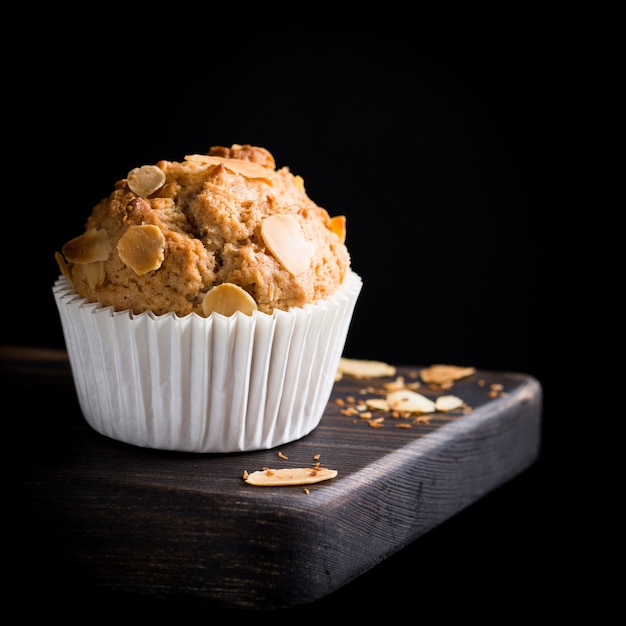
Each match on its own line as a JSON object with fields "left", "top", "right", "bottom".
{"left": 52, "top": 270, "right": 362, "bottom": 453}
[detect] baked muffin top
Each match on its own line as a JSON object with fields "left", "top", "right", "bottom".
{"left": 56, "top": 144, "right": 350, "bottom": 317}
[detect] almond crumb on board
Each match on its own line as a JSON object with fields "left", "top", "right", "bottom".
{"left": 333, "top": 359, "right": 481, "bottom": 425}
{"left": 435, "top": 395, "right": 464, "bottom": 412}
{"left": 244, "top": 467, "right": 338, "bottom": 486}
{"left": 337, "top": 357, "right": 397, "bottom": 378}
{"left": 420, "top": 364, "right": 476, "bottom": 387}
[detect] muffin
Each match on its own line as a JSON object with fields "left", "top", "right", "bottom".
{"left": 53, "top": 144, "right": 362, "bottom": 453}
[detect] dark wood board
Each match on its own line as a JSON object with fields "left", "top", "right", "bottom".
{"left": 3, "top": 347, "right": 541, "bottom": 610}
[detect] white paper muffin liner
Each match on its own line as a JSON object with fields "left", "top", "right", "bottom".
{"left": 52, "top": 270, "right": 362, "bottom": 453}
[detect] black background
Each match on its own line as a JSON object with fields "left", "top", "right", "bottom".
{"left": 6, "top": 7, "right": 558, "bottom": 619}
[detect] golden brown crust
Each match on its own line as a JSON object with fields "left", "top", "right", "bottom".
{"left": 56, "top": 145, "right": 350, "bottom": 316}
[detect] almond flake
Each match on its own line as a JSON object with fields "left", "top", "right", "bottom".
{"left": 386, "top": 389, "right": 436, "bottom": 414}
{"left": 201, "top": 283, "right": 258, "bottom": 317}
{"left": 244, "top": 467, "right": 338, "bottom": 486}
{"left": 330, "top": 215, "right": 347, "bottom": 244}
{"left": 337, "top": 358, "right": 396, "bottom": 378}
{"left": 82, "top": 260, "right": 105, "bottom": 289}
{"left": 435, "top": 395, "right": 465, "bottom": 412}
{"left": 185, "top": 154, "right": 274, "bottom": 180}
{"left": 127, "top": 165, "right": 166, "bottom": 197}
{"left": 420, "top": 364, "right": 476, "bottom": 385}
{"left": 117, "top": 224, "right": 165, "bottom": 275}
{"left": 365, "top": 398, "right": 389, "bottom": 411}
{"left": 55, "top": 251, "right": 72, "bottom": 282}
{"left": 62, "top": 228, "right": 111, "bottom": 264}
{"left": 261, "top": 214, "right": 314, "bottom": 275}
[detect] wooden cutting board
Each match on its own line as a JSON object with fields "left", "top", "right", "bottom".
{"left": 4, "top": 347, "right": 541, "bottom": 610}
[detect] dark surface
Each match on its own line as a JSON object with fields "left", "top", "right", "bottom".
{"left": 5, "top": 8, "right": 559, "bottom": 620}
{"left": 5, "top": 350, "right": 541, "bottom": 614}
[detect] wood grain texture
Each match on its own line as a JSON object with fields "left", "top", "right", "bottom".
{"left": 3, "top": 348, "right": 541, "bottom": 609}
